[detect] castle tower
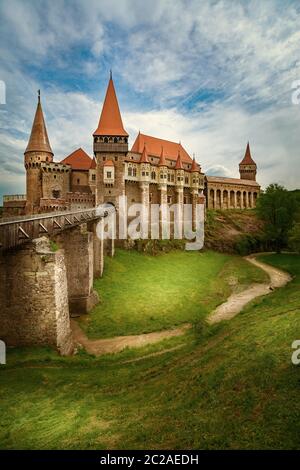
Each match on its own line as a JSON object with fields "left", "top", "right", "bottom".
{"left": 139, "top": 144, "right": 150, "bottom": 237}
{"left": 191, "top": 157, "right": 200, "bottom": 230}
{"left": 24, "top": 91, "right": 54, "bottom": 214}
{"left": 158, "top": 146, "right": 168, "bottom": 205}
{"left": 93, "top": 73, "right": 128, "bottom": 209}
{"left": 175, "top": 151, "right": 184, "bottom": 237}
{"left": 239, "top": 142, "right": 257, "bottom": 181}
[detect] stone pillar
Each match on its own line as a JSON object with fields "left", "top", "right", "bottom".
{"left": 61, "top": 226, "right": 99, "bottom": 316}
{"left": 213, "top": 189, "right": 217, "bottom": 210}
{"left": 234, "top": 191, "right": 237, "bottom": 208}
{"left": 0, "top": 237, "right": 73, "bottom": 355}
{"left": 88, "top": 219, "right": 104, "bottom": 279}
{"left": 140, "top": 182, "right": 150, "bottom": 238}
{"left": 250, "top": 192, "right": 254, "bottom": 208}
{"left": 176, "top": 187, "right": 184, "bottom": 238}
{"left": 220, "top": 190, "right": 224, "bottom": 209}
{"left": 159, "top": 184, "right": 167, "bottom": 239}
{"left": 191, "top": 191, "right": 198, "bottom": 231}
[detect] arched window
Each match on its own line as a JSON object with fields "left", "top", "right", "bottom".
{"left": 151, "top": 171, "right": 156, "bottom": 180}
{"left": 128, "top": 167, "right": 132, "bottom": 176}
{"left": 114, "top": 137, "right": 118, "bottom": 143}
{"left": 133, "top": 168, "right": 137, "bottom": 177}
{"left": 104, "top": 137, "right": 108, "bottom": 143}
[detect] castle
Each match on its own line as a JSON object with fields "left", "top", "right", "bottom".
{"left": 3, "top": 75, "right": 260, "bottom": 220}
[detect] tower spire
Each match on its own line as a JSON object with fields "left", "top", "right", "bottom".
{"left": 93, "top": 74, "right": 128, "bottom": 136}
{"left": 25, "top": 93, "right": 53, "bottom": 156}
{"left": 175, "top": 151, "right": 183, "bottom": 170}
{"left": 139, "top": 143, "right": 149, "bottom": 163}
{"left": 159, "top": 146, "right": 167, "bottom": 166}
{"left": 239, "top": 142, "right": 257, "bottom": 181}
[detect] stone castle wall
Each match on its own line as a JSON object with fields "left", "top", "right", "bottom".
{"left": 0, "top": 237, "right": 73, "bottom": 355}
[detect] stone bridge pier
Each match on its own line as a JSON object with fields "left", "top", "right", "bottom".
{"left": 0, "top": 216, "right": 114, "bottom": 355}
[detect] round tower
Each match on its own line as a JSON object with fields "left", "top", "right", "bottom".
{"left": 24, "top": 91, "right": 53, "bottom": 214}
{"left": 239, "top": 142, "right": 257, "bottom": 181}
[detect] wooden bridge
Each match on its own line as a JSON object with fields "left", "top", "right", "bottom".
{"left": 0, "top": 207, "right": 112, "bottom": 250}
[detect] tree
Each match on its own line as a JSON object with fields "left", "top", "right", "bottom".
{"left": 289, "top": 221, "right": 300, "bottom": 253}
{"left": 256, "top": 184, "right": 298, "bottom": 253}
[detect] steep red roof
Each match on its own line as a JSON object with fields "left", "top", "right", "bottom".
{"left": 90, "top": 157, "right": 96, "bottom": 169}
{"left": 61, "top": 148, "right": 92, "bottom": 170}
{"left": 131, "top": 133, "right": 192, "bottom": 163}
{"left": 191, "top": 157, "right": 200, "bottom": 172}
{"left": 93, "top": 76, "right": 128, "bottom": 137}
{"left": 139, "top": 144, "right": 149, "bottom": 163}
{"left": 25, "top": 94, "right": 53, "bottom": 156}
{"left": 240, "top": 142, "right": 256, "bottom": 165}
{"left": 175, "top": 152, "right": 184, "bottom": 170}
{"left": 159, "top": 146, "right": 167, "bottom": 167}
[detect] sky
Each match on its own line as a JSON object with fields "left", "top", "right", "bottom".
{"left": 0, "top": 0, "right": 299, "bottom": 203}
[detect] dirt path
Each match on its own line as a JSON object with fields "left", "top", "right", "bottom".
{"left": 70, "top": 319, "right": 191, "bottom": 356}
{"left": 207, "top": 255, "right": 292, "bottom": 324}
{"left": 71, "top": 255, "right": 291, "bottom": 355}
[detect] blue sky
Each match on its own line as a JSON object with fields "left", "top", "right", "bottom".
{"left": 0, "top": 0, "right": 300, "bottom": 202}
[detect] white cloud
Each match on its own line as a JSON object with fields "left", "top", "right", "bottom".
{"left": 0, "top": 0, "right": 299, "bottom": 204}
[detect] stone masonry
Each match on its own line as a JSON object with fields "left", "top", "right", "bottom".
{"left": 0, "top": 237, "right": 73, "bottom": 355}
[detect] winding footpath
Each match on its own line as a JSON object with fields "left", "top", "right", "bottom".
{"left": 207, "top": 255, "right": 292, "bottom": 324}
{"left": 71, "top": 255, "right": 292, "bottom": 356}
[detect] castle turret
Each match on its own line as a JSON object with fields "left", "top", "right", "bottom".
{"left": 191, "top": 156, "right": 200, "bottom": 190}
{"left": 24, "top": 91, "right": 53, "bottom": 214}
{"left": 175, "top": 151, "right": 184, "bottom": 188}
{"left": 139, "top": 144, "right": 150, "bottom": 183}
{"left": 93, "top": 73, "right": 128, "bottom": 208}
{"left": 239, "top": 142, "right": 257, "bottom": 181}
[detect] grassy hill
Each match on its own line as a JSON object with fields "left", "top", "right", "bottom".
{"left": 205, "top": 209, "right": 265, "bottom": 254}
{"left": 0, "top": 251, "right": 300, "bottom": 449}
{"left": 79, "top": 249, "right": 267, "bottom": 338}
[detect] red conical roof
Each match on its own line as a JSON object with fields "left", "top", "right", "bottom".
{"left": 159, "top": 146, "right": 167, "bottom": 166}
{"left": 93, "top": 75, "right": 128, "bottom": 137}
{"left": 175, "top": 151, "right": 183, "bottom": 170}
{"left": 90, "top": 157, "right": 96, "bottom": 169}
{"left": 191, "top": 157, "right": 199, "bottom": 172}
{"left": 25, "top": 93, "right": 53, "bottom": 155}
{"left": 139, "top": 144, "right": 149, "bottom": 163}
{"left": 240, "top": 142, "right": 256, "bottom": 165}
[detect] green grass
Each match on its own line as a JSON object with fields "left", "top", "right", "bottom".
{"left": 0, "top": 253, "right": 300, "bottom": 449}
{"left": 79, "top": 249, "right": 268, "bottom": 338}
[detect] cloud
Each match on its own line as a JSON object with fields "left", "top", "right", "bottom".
{"left": 0, "top": 0, "right": 299, "bottom": 204}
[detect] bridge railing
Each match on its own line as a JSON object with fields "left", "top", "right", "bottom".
{"left": 0, "top": 206, "right": 113, "bottom": 250}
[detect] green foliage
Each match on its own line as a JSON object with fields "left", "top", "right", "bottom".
{"left": 288, "top": 222, "right": 300, "bottom": 253}
{"left": 50, "top": 240, "right": 59, "bottom": 252}
{"left": 256, "top": 184, "right": 298, "bottom": 253}
{"left": 134, "top": 238, "right": 186, "bottom": 254}
{"left": 234, "top": 233, "right": 265, "bottom": 255}
{"left": 1, "top": 254, "right": 300, "bottom": 449}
